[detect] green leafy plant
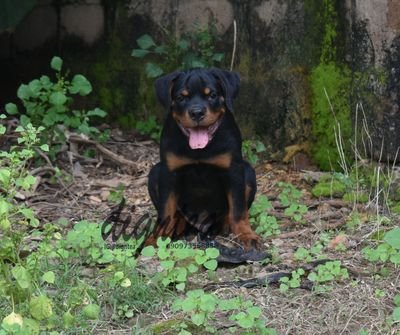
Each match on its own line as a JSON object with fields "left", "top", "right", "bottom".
{"left": 172, "top": 289, "right": 219, "bottom": 333}
{"left": 278, "top": 182, "right": 308, "bottom": 223}
{"left": 294, "top": 247, "right": 314, "bottom": 262}
{"left": 0, "top": 121, "right": 43, "bottom": 263}
{"left": 284, "top": 203, "right": 308, "bottom": 223}
{"left": 5, "top": 56, "right": 107, "bottom": 159}
{"left": 229, "top": 302, "right": 273, "bottom": 334}
{"left": 279, "top": 268, "right": 305, "bottom": 292}
{"left": 132, "top": 26, "right": 225, "bottom": 141}
{"left": 132, "top": 25, "right": 225, "bottom": 78}
{"left": 0, "top": 121, "right": 60, "bottom": 332}
{"left": 0, "top": 121, "right": 43, "bottom": 231}
{"left": 362, "top": 228, "right": 400, "bottom": 265}
{"left": 277, "top": 182, "right": 302, "bottom": 205}
{"left": 242, "top": 139, "right": 266, "bottom": 166}
{"left": 308, "top": 260, "right": 349, "bottom": 283}
{"left": 392, "top": 294, "right": 400, "bottom": 324}
{"left": 107, "top": 184, "right": 125, "bottom": 204}
{"left": 100, "top": 269, "right": 165, "bottom": 321}
{"left": 307, "top": 261, "right": 349, "bottom": 292}
{"left": 172, "top": 291, "right": 276, "bottom": 334}
{"left": 135, "top": 115, "right": 162, "bottom": 141}
{"left": 55, "top": 220, "right": 140, "bottom": 267}
{"left": 293, "top": 233, "right": 332, "bottom": 262}
{"left": 141, "top": 238, "right": 219, "bottom": 291}
{"left": 249, "top": 195, "right": 280, "bottom": 237}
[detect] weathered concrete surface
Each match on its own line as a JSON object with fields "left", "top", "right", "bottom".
{"left": 61, "top": 2, "right": 104, "bottom": 45}
{"left": 14, "top": 4, "right": 57, "bottom": 50}
{"left": 128, "top": 0, "right": 234, "bottom": 35}
{"left": 2, "top": 0, "right": 400, "bottom": 165}
{"left": 346, "top": 0, "right": 398, "bottom": 66}
{"left": 345, "top": 0, "right": 400, "bottom": 160}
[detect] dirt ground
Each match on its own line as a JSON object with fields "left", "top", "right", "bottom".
{"left": 26, "top": 128, "right": 400, "bottom": 335}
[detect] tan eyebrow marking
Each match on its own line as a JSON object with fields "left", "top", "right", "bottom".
{"left": 181, "top": 89, "right": 189, "bottom": 96}
{"left": 204, "top": 87, "right": 211, "bottom": 95}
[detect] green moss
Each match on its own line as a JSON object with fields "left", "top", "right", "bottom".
{"left": 391, "top": 203, "right": 400, "bottom": 214}
{"left": 319, "top": 0, "right": 337, "bottom": 64}
{"left": 310, "top": 63, "right": 352, "bottom": 170}
{"left": 303, "top": 1, "right": 328, "bottom": 66}
{"left": 308, "top": 0, "right": 352, "bottom": 170}
{"left": 151, "top": 319, "right": 200, "bottom": 334}
{"left": 393, "top": 187, "right": 400, "bottom": 202}
{"left": 151, "top": 319, "right": 181, "bottom": 333}
{"left": 343, "top": 192, "right": 369, "bottom": 203}
{"left": 311, "top": 179, "right": 347, "bottom": 198}
{"left": 89, "top": 35, "right": 142, "bottom": 126}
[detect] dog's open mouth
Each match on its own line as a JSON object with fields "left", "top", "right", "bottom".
{"left": 178, "top": 119, "right": 222, "bottom": 149}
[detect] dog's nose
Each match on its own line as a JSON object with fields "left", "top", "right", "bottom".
{"left": 188, "top": 106, "right": 206, "bottom": 122}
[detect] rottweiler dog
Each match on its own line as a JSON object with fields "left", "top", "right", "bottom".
{"left": 146, "top": 68, "right": 261, "bottom": 249}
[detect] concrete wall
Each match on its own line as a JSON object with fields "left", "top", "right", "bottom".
{"left": 1, "top": 0, "right": 400, "bottom": 166}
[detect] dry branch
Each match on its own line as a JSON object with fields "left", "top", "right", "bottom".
{"left": 68, "top": 134, "right": 138, "bottom": 173}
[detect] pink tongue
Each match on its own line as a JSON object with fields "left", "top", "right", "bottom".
{"left": 188, "top": 128, "right": 209, "bottom": 149}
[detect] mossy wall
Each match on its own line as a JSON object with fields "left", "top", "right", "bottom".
{"left": 306, "top": 0, "right": 353, "bottom": 170}
{"left": 1, "top": 0, "right": 400, "bottom": 168}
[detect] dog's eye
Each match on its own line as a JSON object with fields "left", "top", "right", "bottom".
{"left": 208, "top": 92, "right": 217, "bottom": 100}
{"left": 176, "top": 95, "right": 187, "bottom": 103}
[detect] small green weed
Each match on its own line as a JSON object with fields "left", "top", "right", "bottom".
{"left": 278, "top": 182, "right": 308, "bottom": 223}
{"left": 172, "top": 290, "right": 276, "bottom": 334}
{"left": 0, "top": 122, "right": 45, "bottom": 325}
{"left": 284, "top": 203, "right": 308, "bottom": 223}
{"left": 392, "top": 294, "right": 400, "bottom": 324}
{"left": 242, "top": 139, "right": 266, "bottom": 166}
{"left": 374, "top": 289, "right": 386, "bottom": 298}
{"left": 102, "top": 269, "right": 167, "bottom": 321}
{"left": 135, "top": 115, "right": 162, "bottom": 141}
{"left": 307, "top": 260, "right": 349, "bottom": 292}
{"left": 5, "top": 56, "right": 107, "bottom": 159}
{"left": 141, "top": 238, "right": 219, "bottom": 291}
{"left": 249, "top": 195, "right": 280, "bottom": 237}
{"left": 294, "top": 247, "right": 314, "bottom": 262}
{"left": 294, "top": 233, "right": 332, "bottom": 262}
{"left": 132, "top": 25, "right": 224, "bottom": 78}
{"left": 107, "top": 184, "right": 125, "bottom": 204}
{"left": 362, "top": 227, "right": 400, "bottom": 265}
{"left": 277, "top": 182, "right": 302, "bottom": 205}
{"left": 279, "top": 268, "right": 305, "bottom": 293}
{"left": 346, "top": 211, "right": 363, "bottom": 229}
{"left": 172, "top": 289, "right": 219, "bottom": 333}
{"left": 55, "top": 220, "right": 140, "bottom": 267}
{"left": 0, "top": 121, "right": 43, "bottom": 232}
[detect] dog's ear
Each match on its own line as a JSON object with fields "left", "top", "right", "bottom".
{"left": 154, "top": 71, "right": 182, "bottom": 109}
{"left": 210, "top": 69, "right": 240, "bottom": 112}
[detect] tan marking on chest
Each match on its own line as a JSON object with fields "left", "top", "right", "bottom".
{"left": 166, "top": 153, "right": 195, "bottom": 171}
{"left": 203, "top": 152, "right": 232, "bottom": 169}
{"left": 166, "top": 152, "right": 232, "bottom": 171}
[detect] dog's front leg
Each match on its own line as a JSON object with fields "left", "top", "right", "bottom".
{"left": 145, "top": 163, "right": 186, "bottom": 245}
{"left": 224, "top": 163, "right": 261, "bottom": 249}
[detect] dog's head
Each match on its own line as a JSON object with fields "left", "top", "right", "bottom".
{"left": 154, "top": 68, "right": 240, "bottom": 149}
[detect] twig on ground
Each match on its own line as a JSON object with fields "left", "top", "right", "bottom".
{"left": 68, "top": 134, "right": 138, "bottom": 173}
{"left": 30, "top": 166, "right": 57, "bottom": 176}
{"left": 34, "top": 148, "right": 77, "bottom": 199}
{"left": 35, "top": 148, "right": 54, "bottom": 168}
{"left": 272, "top": 220, "right": 347, "bottom": 240}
